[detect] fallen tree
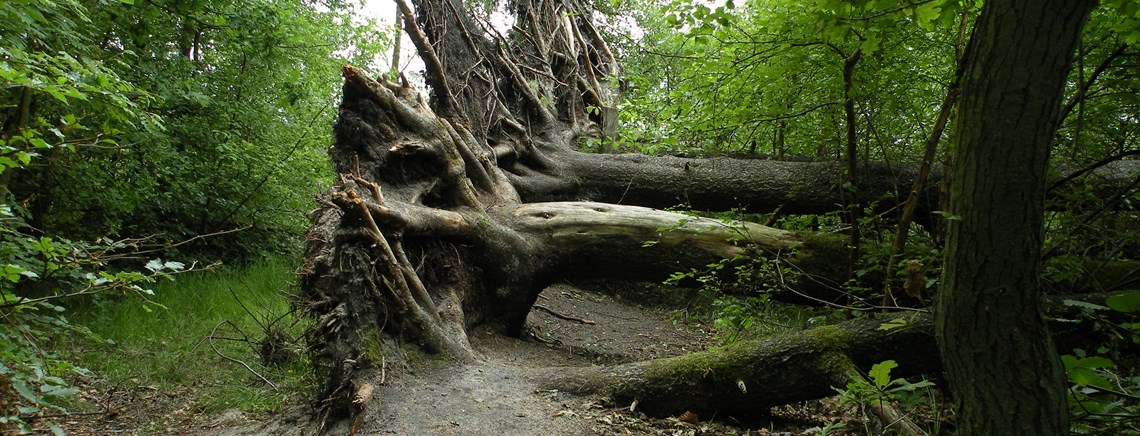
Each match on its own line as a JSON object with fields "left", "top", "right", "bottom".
{"left": 298, "top": 0, "right": 1137, "bottom": 421}
{"left": 544, "top": 311, "right": 939, "bottom": 417}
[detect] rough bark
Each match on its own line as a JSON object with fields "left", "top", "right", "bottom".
{"left": 936, "top": 0, "right": 1096, "bottom": 434}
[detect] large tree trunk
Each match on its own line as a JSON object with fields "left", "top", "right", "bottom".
{"left": 936, "top": 0, "right": 1096, "bottom": 434}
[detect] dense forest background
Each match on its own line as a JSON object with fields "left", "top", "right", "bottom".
{"left": 2, "top": 0, "right": 1138, "bottom": 433}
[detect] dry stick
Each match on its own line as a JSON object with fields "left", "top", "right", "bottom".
{"left": 569, "top": 16, "right": 605, "bottom": 106}
{"left": 1057, "top": 44, "right": 1128, "bottom": 128}
{"left": 576, "top": 16, "right": 618, "bottom": 73}
{"left": 342, "top": 66, "right": 436, "bottom": 134}
{"left": 351, "top": 192, "right": 440, "bottom": 320}
{"left": 450, "top": 121, "right": 503, "bottom": 193}
{"left": 208, "top": 320, "right": 278, "bottom": 391}
{"left": 882, "top": 82, "right": 958, "bottom": 307}
{"left": 350, "top": 175, "right": 384, "bottom": 203}
{"left": 883, "top": 10, "right": 971, "bottom": 306}
{"left": 475, "top": 3, "right": 556, "bottom": 125}
{"left": 438, "top": 119, "right": 493, "bottom": 206}
{"left": 391, "top": 238, "right": 442, "bottom": 318}
{"left": 867, "top": 402, "right": 928, "bottom": 436}
{"left": 395, "top": 0, "right": 461, "bottom": 115}
{"left": 390, "top": 4, "right": 402, "bottom": 76}
{"left": 533, "top": 304, "right": 596, "bottom": 325}
{"left": 354, "top": 197, "right": 471, "bottom": 357}
{"left": 227, "top": 285, "right": 268, "bottom": 334}
{"left": 776, "top": 254, "right": 928, "bottom": 314}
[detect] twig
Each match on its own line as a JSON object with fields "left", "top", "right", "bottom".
{"left": 208, "top": 320, "right": 278, "bottom": 391}
{"left": 533, "top": 304, "right": 595, "bottom": 324}
{"left": 228, "top": 286, "right": 267, "bottom": 333}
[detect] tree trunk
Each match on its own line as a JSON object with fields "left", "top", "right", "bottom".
{"left": 544, "top": 312, "right": 939, "bottom": 417}
{"left": 936, "top": 0, "right": 1096, "bottom": 434}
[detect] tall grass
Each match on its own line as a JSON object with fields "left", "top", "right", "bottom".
{"left": 67, "top": 256, "right": 310, "bottom": 413}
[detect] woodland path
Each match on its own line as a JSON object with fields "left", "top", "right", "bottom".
{"left": 69, "top": 282, "right": 852, "bottom": 434}
{"left": 218, "top": 283, "right": 852, "bottom": 435}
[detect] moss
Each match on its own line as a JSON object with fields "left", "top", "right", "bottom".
{"left": 798, "top": 232, "right": 850, "bottom": 261}
{"left": 475, "top": 211, "right": 492, "bottom": 230}
{"left": 632, "top": 323, "right": 853, "bottom": 389}
{"left": 803, "top": 324, "right": 851, "bottom": 350}
{"left": 402, "top": 343, "right": 427, "bottom": 366}
{"left": 401, "top": 341, "right": 457, "bottom": 369}
{"left": 632, "top": 338, "right": 761, "bottom": 392}
{"left": 817, "top": 350, "right": 858, "bottom": 379}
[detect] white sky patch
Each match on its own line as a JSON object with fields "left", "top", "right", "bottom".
{"left": 359, "top": 0, "right": 425, "bottom": 77}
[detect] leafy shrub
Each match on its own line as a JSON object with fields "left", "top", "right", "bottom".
{"left": 0, "top": 204, "right": 188, "bottom": 432}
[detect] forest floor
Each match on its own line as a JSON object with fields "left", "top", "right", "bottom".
{"left": 60, "top": 282, "right": 864, "bottom": 435}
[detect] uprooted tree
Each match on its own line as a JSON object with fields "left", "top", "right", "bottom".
{"left": 298, "top": 0, "right": 1133, "bottom": 421}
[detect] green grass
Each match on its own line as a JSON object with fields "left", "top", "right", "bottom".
{"left": 66, "top": 255, "right": 311, "bottom": 413}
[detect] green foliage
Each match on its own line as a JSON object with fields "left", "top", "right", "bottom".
{"left": 1056, "top": 292, "right": 1140, "bottom": 434}
{"left": 2, "top": 0, "right": 391, "bottom": 259}
{"left": 837, "top": 360, "right": 935, "bottom": 407}
{"left": 0, "top": 1, "right": 373, "bottom": 430}
{"left": 1042, "top": 183, "right": 1140, "bottom": 295}
{"left": 0, "top": 205, "right": 185, "bottom": 432}
{"left": 66, "top": 257, "right": 310, "bottom": 416}
{"left": 834, "top": 360, "right": 937, "bottom": 433}
{"left": 664, "top": 253, "right": 798, "bottom": 343}
{"left": 0, "top": 0, "right": 158, "bottom": 174}
{"left": 611, "top": 0, "right": 965, "bottom": 159}
{"left": 653, "top": 212, "right": 813, "bottom": 342}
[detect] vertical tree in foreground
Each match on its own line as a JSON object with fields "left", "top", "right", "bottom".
{"left": 936, "top": 0, "right": 1096, "bottom": 433}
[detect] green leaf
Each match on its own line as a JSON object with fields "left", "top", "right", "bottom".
{"left": 869, "top": 360, "right": 897, "bottom": 389}
{"left": 1062, "top": 299, "right": 1108, "bottom": 311}
{"left": 887, "top": 379, "right": 935, "bottom": 392}
{"left": 914, "top": 2, "right": 941, "bottom": 29}
{"left": 1106, "top": 292, "right": 1140, "bottom": 313}
{"left": 861, "top": 32, "right": 881, "bottom": 54}
{"left": 931, "top": 210, "right": 962, "bottom": 221}
{"left": 12, "top": 379, "right": 38, "bottom": 403}
{"left": 1069, "top": 367, "right": 1112, "bottom": 389}
{"left": 145, "top": 259, "right": 163, "bottom": 272}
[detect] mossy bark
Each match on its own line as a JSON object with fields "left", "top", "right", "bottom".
{"left": 544, "top": 313, "right": 938, "bottom": 417}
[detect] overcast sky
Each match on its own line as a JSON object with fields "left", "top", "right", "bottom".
{"left": 355, "top": 0, "right": 423, "bottom": 75}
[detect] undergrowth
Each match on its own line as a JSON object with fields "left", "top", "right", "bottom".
{"left": 63, "top": 256, "right": 310, "bottom": 417}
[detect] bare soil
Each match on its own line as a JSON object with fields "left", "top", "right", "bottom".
{"left": 58, "top": 282, "right": 859, "bottom": 435}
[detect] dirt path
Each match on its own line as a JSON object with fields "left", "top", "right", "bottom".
{"left": 356, "top": 283, "right": 718, "bottom": 435}
{"left": 70, "top": 282, "right": 850, "bottom": 434}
